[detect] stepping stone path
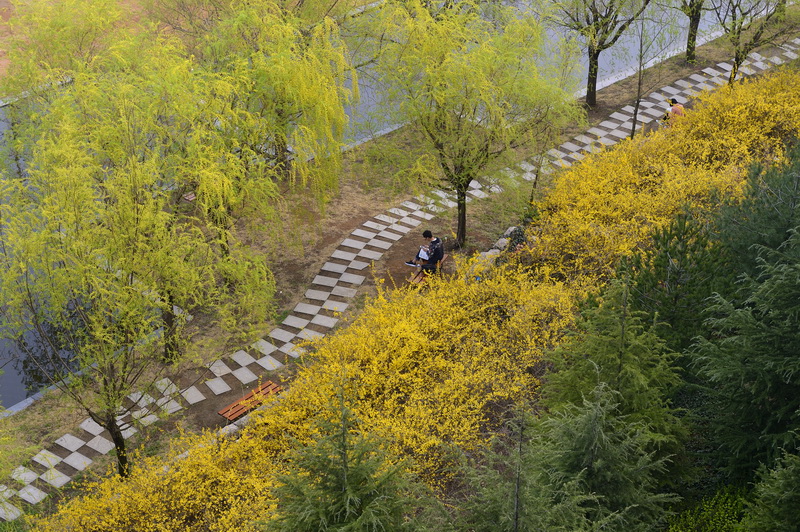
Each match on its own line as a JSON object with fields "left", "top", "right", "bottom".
{"left": 2, "top": 40, "right": 799, "bottom": 522}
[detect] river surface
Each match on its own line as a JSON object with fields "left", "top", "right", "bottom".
{"left": 0, "top": 8, "right": 730, "bottom": 408}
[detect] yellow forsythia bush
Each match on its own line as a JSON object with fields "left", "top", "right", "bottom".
{"left": 34, "top": 264, "right": 576, "bottom": 530}
{"left": 529, "top": 70, "right": 800, "bottom": 285}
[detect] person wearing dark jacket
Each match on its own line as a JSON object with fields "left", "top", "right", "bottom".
{"left": 405, "top": 230, "right": 443, "bottom": 271}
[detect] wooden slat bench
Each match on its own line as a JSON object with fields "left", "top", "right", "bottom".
{"left": 218, "top": 380, "right": 283, "bottom": 423}
{"left": 408, "top": 254, "right": 450, "bottom": 285}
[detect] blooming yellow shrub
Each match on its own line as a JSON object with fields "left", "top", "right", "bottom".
{"left": 528, "top": 70, "right": 800, "bottom": 285}
{"left": 34, "top": 264, "right": 576, "bottom": 529}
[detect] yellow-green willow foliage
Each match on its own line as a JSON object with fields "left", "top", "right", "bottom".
{"left": 205, "top": 0, "right": 355, "bottom": 202}
{"left": 34, "top": 263, "right": 575, "bottom": 529}
{"left": 528, "top": 70, "right": 800, "bottom": 287}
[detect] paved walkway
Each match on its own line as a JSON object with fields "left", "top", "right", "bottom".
{"left": 2, "top": 39, "right": 799, "bottom": 522}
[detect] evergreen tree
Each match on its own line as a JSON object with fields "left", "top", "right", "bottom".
{"left": 627, "top": 212, "right": 730, "bottom": 353}
{"left": 538, "top": 385, "right": 677, "bottom": 530}
{"left": 543, "top": 281, "right": 684, "bottom": 453}
{"left": 713, "top": 147, "right": 800, "bottom": 286}
{"left": 265, "top": 400, "right": 437, "bottom": 531}
{"left": 456, "top": 406, "right": 610, "bottom": 532}
{"left": 740, "top": 448, "right": 800, "bottom": 531}
{"left": 692, "top": 231, "right": 800, "bottom": 478}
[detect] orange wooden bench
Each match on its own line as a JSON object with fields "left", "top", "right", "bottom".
{"left": 218, "top": 380, "right": 282, "bottom": 423}
{"left": 408, "top": 254, "right": 450, "bottom": 285}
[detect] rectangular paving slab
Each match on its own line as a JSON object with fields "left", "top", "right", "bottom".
{"left": 252, "top": 339, "right": 278, "bottom": 355}
{"left": 231, "top": 350, "right": 257, "bottom": 367}
{"left": 322, "top": 300, "right": 349, "bottom": 312}
{"left": 363, "top": 221, "right": 387, "bottom": 232}
{"left": 374, "top": 214, "right": 398, "bottom": 224}
{"left": 321, "top": 262, "right": 348, "bottom": 274}
{"left": 269, "top": 328, "right": 296, "bottom": 343}
{"left": 305, "top": 289, "right": 330, "bottom": 301}
{"left": 340, "top": 238, "right": 367, "bottom": 250}
{"left": 63, "top": 452, "right": 93, "bottom": 472}
{"left": 358, "top": 250, "right": 383, "bottom": 261}
{"left": 79, "top": 418, "right": 105, "bottom": 436}
{"left": 11, "top": 467, "right": 38, "bottom": 485}
{"left": 205, "top": 377, "right": 232, "bottom": 396}
{"left": 282, "top": 315, "right": 310, "bottom": 329}
{"left": 128, "top": 391, "right": 155, "bottom": 407}
{"left": 311, "top": 315, "right": 339, "bottom": 328}
{"left": 155, "top": 378, "right": 179, "bottom": 396}
{"left": 17, "top": 485, "right": 47, "bottom": 504}
{"left": 0, "top": 500, "right": 22, "bottom": 521}
{"left": 86, "top": 435, "right": 114, "bottom": 455}
{"left": 256, "top": 355, "right": 283, "bottom": 370}
{"left": 331, "top": 249, "right": 357, "bottom": 261}
{"left": 55, "top": 434, "right": 85, "bottom": 453}
{"left": 32, "top": 450, "right": 62, "bottom": 468}
{"left": 231, "top": 366, "right": 258, "bottom": 385}
{"left": 181, "top": 386, "right": 206, "bottom": 405}
{"left": 40, "top": 467, "right": 71, "bottom": 488}
{"left": 208, "top": 359, "right": 232, "bottom": 377}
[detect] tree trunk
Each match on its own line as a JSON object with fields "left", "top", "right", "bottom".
{"left": 456, "top": 185, "right": 468, "bottom": 248}
{"left": 162, "top": 291, "right": 179, "bottom": 362}
{"left": 729, "top": 50, "right": 745, "bottom": 84}
{"left": 685, "top": 3, "right": 703, "bottom": 63}
{"left": 586, "top": 47, "right": 602, "bottom": 107}
{"left": 104, "top": 415, "right": 131, "bottom": 478}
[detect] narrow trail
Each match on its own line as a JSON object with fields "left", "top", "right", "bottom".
{"left": 1, "top": 39, "right": 799, "bottom": 523}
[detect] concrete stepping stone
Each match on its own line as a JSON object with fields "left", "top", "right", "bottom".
{"left": 340, "top": 273, "right": 365, "bottom": 285}
{"left": 331, "top": 249, "right": 358, "bottom": 261}
{"left": 367, "top": 238, "right": 392, "bottom": 250}
{"left": 205, "top": 377, "right": 232, "bottom": 395}
{"left": 155, "top": 378, "right": 179, "bottom": 396}
{"left": 0, "top": 499, "right": 22, "bottom": 521}
{"left": 55, "top": 434, "right": 85, "bottom": 453}
{"left": 312, "top": 275, "right": 339, "bottom": 288}
{"left": 86, "top": 435, "right": 114, "bottom": 455}
{"left": 79, "top": 418, "right": 105, "bottom": 436}
{"left": 305, "top": 289, "right": 330, "bottom": 301}
{"left": 133, "top": 410, "right": 160, "bottom": 426}
{"left": 280, "top": 343, "right": 304, "bottom": 358}
{"left": 341, "top": 238, "right": 367, "bottom": 250}
{"left": 311, "top": 314, "right": 339, "bottom": 328}
{"left": 401, "top": 200, "right": 422, "bottom": 210}
{"left": 231, "top": 350, "right": 257, "bottom": 366}
{"left": 128, "top": 392, "right": 156, "bottom": 407}
{"left": 269, "top": 328, "right": 296, "bottom": 343}
{"left": 0, "top": 485, "right": 14, "bottom": 500}
{"left": 587, "top": 127, "right": 607, "bottom": 137}
{"left": 10, "top": 467, "right": 38, "bottom": 484}
{"left": 155, "top": 397, "right": 182, "bottom": 414}
{"left": 332, "top": 286, "right": 358, "bottom": 298}
{"left": 40, "top": 468, "right": 71, "bottom": 488}
{"left": 374, "top": 214, "right": 398, "bottom": 224}
{"left": 252, "top": 339, "right": 278, "bottom": 355}
{"left": 352, "top": 228, "right": 377, "bottom": 239}
{"left": 208, "top": 360, "right": 232, "bottom": 377}
{"left": 399, "top": 216, "right": 423, "bottom": 228}
{"left": 17, "top": 485, "right": 47, "bottom": 504}
{"left": 609, "top": 111, "right": 630, "bottom": 121}
{"left": 121, "top": 425, "right": 138, "bottom": 439}
{"left": 414, "top": 209, "right": 436, "bottom": 220}
{"left": 386, "top": 223, "right": 412, "bottom": 235}
{"left": 231, "top": 366, "right": 258, "bottom": 384}
{"left": 321, "top": 262, "right": 348, "bottom": 274}
{"left": 322, "top": 300, "right": 349, "bottom": 312}
{"left": 784, "top": 50, "right": 799, "bottom": 60}
{"left": 358, "top": 249, "right": 383, "bottom": 261}
{"left": 63, "top": 452, "right": 93, "bottom": 472}
{"left": 388, "top": 207, "right": 409, "bottom": 217}
{"left": 256, "top": 355, "right": 283, "bottom": 370}
{"left": 181, "top": 386, "right": 206, "bottom": 405}
{"left": 469, "top": 189, "right": 490, "bottom": 198}
{"left": 297, "top": 328, "right": 325, "bottom": 341}
{"left": 283, "top": 315, "right": 310, "bottom": 329}
{"left": 32, "top": 450, "right": 62, "bottom": 468}
{"left": 377, "top": 230, "right": 403, "bottom": 241}
{"left": 294, "top": 302, "right": 322, "bottom": 315}
{"left": 363, "top": 221, "right": 387, "bottom": 231}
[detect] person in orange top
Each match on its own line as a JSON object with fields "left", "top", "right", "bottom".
{"left": 664, "top": 98, "right": 685, "bottom": 126}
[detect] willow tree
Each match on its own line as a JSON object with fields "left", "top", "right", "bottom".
{"left": 710, "top": 0, "right": 794, "bottom": 83}
{"left": 373, "top": 0, "right": 581, "bottom": 247}
{"left": 548, "top": 0, "right": 653, "bottom": 107}
{"left": 0, "top": 12, "right": 275, "bottom": 475}
{"left": 209, "top": 1, "right": 355, "bottom": 201}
